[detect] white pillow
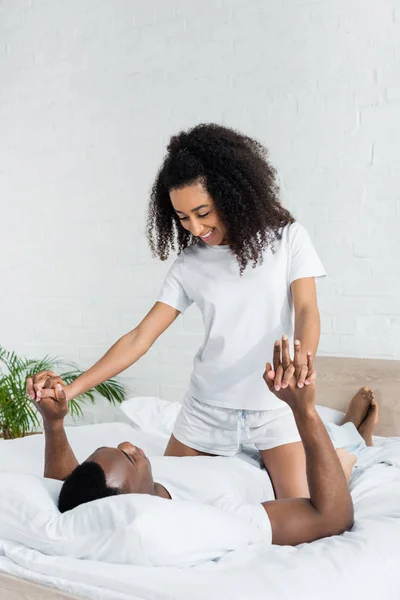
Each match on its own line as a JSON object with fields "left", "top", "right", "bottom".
{"left": 0, "top": 473, "right": 263, "bottom": 567}
{"left": 119, "top": 396, "right": 181, "bottom": 437}
{"left": 316, "top": 405, "right": 345, "bottom": 425}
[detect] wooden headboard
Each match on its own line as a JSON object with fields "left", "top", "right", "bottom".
{"left": 315, "top": 356, "right": 400, "bottom": 437}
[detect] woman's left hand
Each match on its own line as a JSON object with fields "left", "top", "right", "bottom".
{"left": 265, "top": 335, "right": 317, "bottom": 391}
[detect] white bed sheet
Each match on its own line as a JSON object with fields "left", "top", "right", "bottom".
{"left": 0, "top": 399, "right": 400, "bottom": 600}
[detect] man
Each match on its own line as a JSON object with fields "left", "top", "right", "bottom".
{"left": 29, "top": 339, "right": 360, "bottom": 547}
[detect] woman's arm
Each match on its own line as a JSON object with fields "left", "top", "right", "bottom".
{"left": 291, "top": 277, "right": 321, "bottom": 385}
{"left": 27, "top": 302, "right": 180, "bottom": 402}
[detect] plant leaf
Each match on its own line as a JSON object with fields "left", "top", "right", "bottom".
{"left": 0, "top": 345, "right": 125, "bottom": 438}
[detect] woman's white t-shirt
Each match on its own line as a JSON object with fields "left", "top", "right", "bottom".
{"left": 158, "top": 222, "right": 326, "bottom": 410}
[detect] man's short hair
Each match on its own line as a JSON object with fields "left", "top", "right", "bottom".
{"left": 58, "top": 461, "right": 121, "bottom": 513}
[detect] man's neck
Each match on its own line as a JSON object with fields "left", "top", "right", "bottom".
{"left": 153, "top": 482, "right": 171, "bottom": 499}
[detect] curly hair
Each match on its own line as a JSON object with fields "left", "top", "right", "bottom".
{"left": 146, "top": 123, "right": 295, "bottom": 273}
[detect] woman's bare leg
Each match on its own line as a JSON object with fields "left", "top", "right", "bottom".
{"left": 336, "top": 448, "right": 357, "bottom": 484}
{"left": 260, "top": 442, "right": 309, "bottom": 499}
{"left": 261, "top": 441, "right": 360, "bottom": 499}
{"left": 164, "top": 434, "right": 215, "bottom": 457}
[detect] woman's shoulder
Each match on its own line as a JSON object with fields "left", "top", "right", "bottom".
{"left": 278, "top": 221, "right": 310, "bottom": 246}
{"left": 280, "top": 220, "right": 306, "bottom": 235}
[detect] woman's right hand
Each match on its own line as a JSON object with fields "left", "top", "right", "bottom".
{"left": 29, "top": 382, "right": 69, "bottom": 423}
{"left": 26, "top": 371, "right": 69, "bottom": 402}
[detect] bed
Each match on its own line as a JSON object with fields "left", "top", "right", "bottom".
{"left": 0, "top": 356, "right": 399, "bottom": 600}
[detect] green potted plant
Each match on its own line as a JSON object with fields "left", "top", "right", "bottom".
{"left": 0, "top": 345, "right": 125, "bottom": 439}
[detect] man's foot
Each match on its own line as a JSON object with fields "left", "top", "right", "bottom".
{"left": 358, "top": 401, "right": 379, "bottom": 447}
{"left": 340, "top": 386, "right": 375, "bottom": 429}
{"left": 336, "top": 448, "right": 357, "bottom": 484}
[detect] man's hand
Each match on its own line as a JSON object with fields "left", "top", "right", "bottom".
{"left": 29, "top": 382, "right": 69, "bottom": 425}
{"left": 26, "top": 370, "right": 67, "bottom": 401}
{"left": 263, "top": 337, "right": 316, "bottom": 412}
{"left": 267, "top": 335, "right": 317, "bottom": 391}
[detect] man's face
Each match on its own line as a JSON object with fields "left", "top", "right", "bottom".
{"left": 87, "top": 442, "right": 154, "bottom": 494}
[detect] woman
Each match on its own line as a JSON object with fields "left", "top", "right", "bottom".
{"left": 28, "top": 123, "right": 326, "bottom": 499}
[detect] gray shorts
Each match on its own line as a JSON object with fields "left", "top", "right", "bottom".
{"left": 173, "top": 393, "right": 301, "bottom": 457}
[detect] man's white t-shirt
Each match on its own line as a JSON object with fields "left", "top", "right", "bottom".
{"left": 151, "top": 455, "right": 274, "bottom": 542}
{"left": 158, "top": 222, "right": 326, "bottom": 410}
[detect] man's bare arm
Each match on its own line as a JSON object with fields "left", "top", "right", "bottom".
{"left": 31, "top": 383, "right": 79, "bottom": 480}
{"left": 43, "top": 419, "right": 79, "bottom": 480}
{"left": 263, "top": 408, "right": 353, "bottom": 545}
{"left": 262, "top": 340, "right": 354, "bottom": 546}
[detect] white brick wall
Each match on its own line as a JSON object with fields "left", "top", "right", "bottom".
{"left": 1, "top": 0, "right": 399, "bottom": 421}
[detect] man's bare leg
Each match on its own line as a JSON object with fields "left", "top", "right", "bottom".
{"left": 358, "top": 401, "right": 379, "bottom": 446}
{"left": 339, "top": 385, "right": 379, "bottom": 447}
{"left": 340, "top": 386, "right": 375, "bottom": 428}
{"left": 333, "top": 387, "right": 377, "bottom": 483}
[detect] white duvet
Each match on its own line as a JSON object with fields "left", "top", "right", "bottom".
{"left": 0, "top": 398, "right": 400, "bottom": 600}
